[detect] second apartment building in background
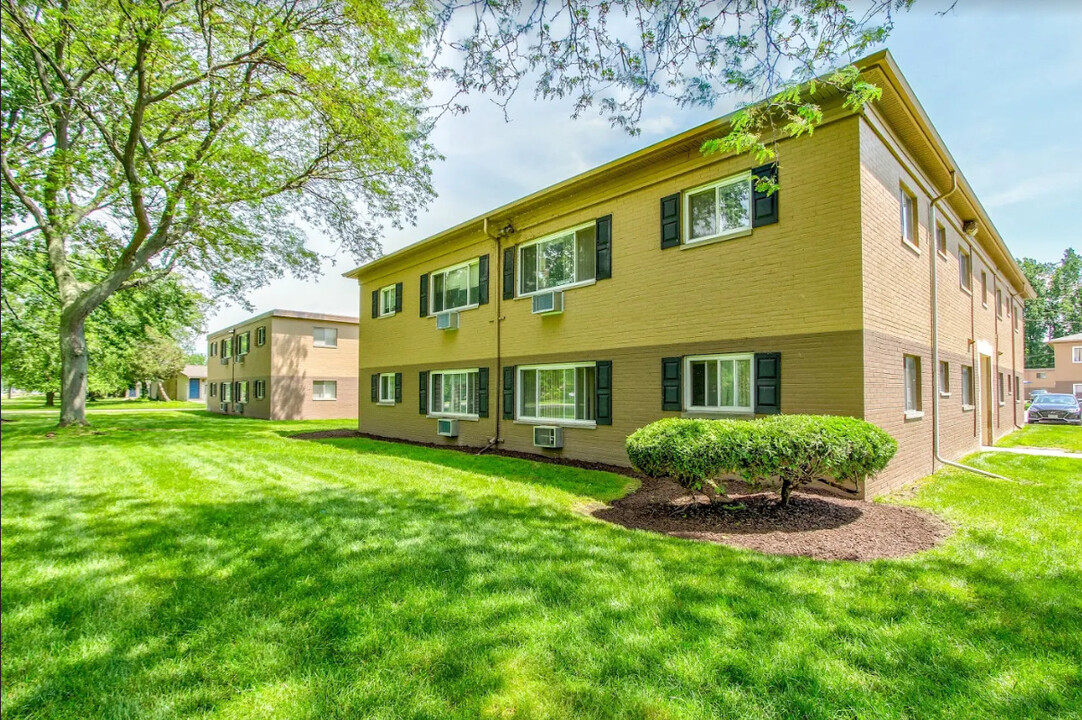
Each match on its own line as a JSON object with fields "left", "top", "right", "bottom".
{"left": 206, "top": 309, "right": 359, "bottom": 420}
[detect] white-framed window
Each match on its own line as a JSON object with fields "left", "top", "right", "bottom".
{"left": 235, "top": 332, "right": 250, "bottom": 357}
{"left": 430, "top": 369, "right": 479, "bottom": 418}
{"left": 1073, "top": 383, "right": 1082, "bottom": 397}
{"left": 904, "top": 355, "right": 922, "bottom": 415}
{"left": 684, "top": 172, "right": 752, "bottom": 245}
{"left": 935, "top": 222, "right": 947, "bottom": 257}
{"left": 517, "top": 363, "right": 596, "bottom": 424}
{"left": 938, "top": 360, "right": 950, "bottom": 396}
{"left": 1073, "top": 346, "right": 1082, "bottom": 364}
{"left": 961, "top": 365, "right": 974, "bottom": 407}
{"left": 209, "top": 340, "right": 217, "bottom": 357}
{"left": 378, "top": 372, "right": 397, "bottom": 404}
{"left": 996, "top": 288, "right": 1004, "bottom": 319}
{"left": 997, "top": 372, "right": 1005, "bottom": 405}
{"left": 221, "top": 382, "right": 232, "bottom": 403}
{"left": 900, "top": 185, "right": 918, "bottom": 249}
{"left": 256, "top": 326, "right": 266, "bottom": 346}
{"left": 518, "top": 223, "right": 596, "bottom": 296}
{"left": 210, "top": 383, "right": 217, "bottom": 397}
{"left": 379, "top": 285, "right": 397, "bottom": 317}
{"left": 430, "top": 258, "right": 480, "bottom": 314}
{"left": 1036, "top": 372, "right": 1047, "bottom": 379}
{"left": 313, "top": 380, "right": 337, "bottom": 400}
{"left": 685, "top": 353, "right": 754, "bottom": 413}
{"left": 254, "top": 380, "right": 266, "bottom": 400}
{"left": 958, "top": 245, "right": 973, "bottom": 292}
{"left": 313, "top": 327, "right": 338, "bottom": 348}
{"left": 981, "top": 271, "right": 988, "bottom": 307}
{"left": 236, "top": 380, "right": 250, "bottom": 404}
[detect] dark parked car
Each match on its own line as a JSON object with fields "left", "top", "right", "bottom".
{"left": 1027, "top": 394, "right": 1082, "bottom": 426}
{"left": 1028, "top": 389, "right": 1049, "bottom": 401}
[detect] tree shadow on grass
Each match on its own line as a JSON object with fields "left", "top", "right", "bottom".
{"left": 3, "top": 477, "right": 1080, "bottom": 719}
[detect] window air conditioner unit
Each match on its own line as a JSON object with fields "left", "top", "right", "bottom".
{"left": 220, "top": 403, "right": 229, "bottom": 412}
{"left": 531, "top": 291, "right": 564, "bottom": 315}
{"left": 236, "top": 403, "right": 244, "bottom": 414}
{"left": 436, "top": 311, "right": 459, "bottom": 330}
{"left": 437, "top": 418, "right": 458, "bottom": 437}
{"left": 533, "top": 425, "right": 563, "bottom": 449}
{"left": 236, "top": 355, "right": 245, "bottom": 364}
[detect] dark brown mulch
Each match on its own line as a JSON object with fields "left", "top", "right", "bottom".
{"left": 593, "top": 478, "right": 951, "bottom": 561}
{"left": 290, "top": 429, "right": 643, "bottom": 477}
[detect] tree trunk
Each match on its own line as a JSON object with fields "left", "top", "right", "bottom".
{"left": 58, "top": 310, "right": 89, "bottom": 426}
{"left": 156, "top": 382, "right": 171, "bottom": 402}
{"left": 45, "top": 391, "right": 56, "bottom": 406}
{"left": 778, "top": 478, "right": 793, "bottom": 507}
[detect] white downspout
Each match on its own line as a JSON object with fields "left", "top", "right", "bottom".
{"left": 930, "top": 172, "right": 1007, "bottom": 480}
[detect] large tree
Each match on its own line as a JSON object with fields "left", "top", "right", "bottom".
{"left": 1, "top": 240, "right": 206, "bottom": 400}
{"left": 1, "top": 0, "right": 434, "bottom": 424}
{"left": 1019, "top": 249, "right": 1082, "bottom": 368}
{"left": 3, "top": 0, "right": 912, "bottom": 425}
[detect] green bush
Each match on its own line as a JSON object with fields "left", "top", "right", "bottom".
{"left": 625, "top": 415, "right": 897, "bottom": 505}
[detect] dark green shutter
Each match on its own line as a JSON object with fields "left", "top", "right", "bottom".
{"left": 502, "top": 247, "right": 515, "bottom": 300}
{"left": 419, "top": 274, "right": 429, "bottom": 317}
{"left": 754, "top": 352, "right": 781, "bottom": 414}
{"left": 751, "top": 162, "right": 779, "bottom": 227}
{"left": 418, "top": 371, "right": 428, "bottom": 414}
{"left": 478, "top": 254, "right": 490, "bottom": 305}
{"left": 371, "top": 289, "right": 379, "bottom": 319}
{"left": 394, "top": 372, "right": 402, "bottom": 403}
{"left": 660, "top": 193, "right": 681, "bottom": 249}
{"left": 595, "top": 215, "right": 612, "bottom": 280}
{"left": 595, "top": 360, "right": 612, "bottom": 425}
{"left": 371, "top": 373, "right": 379, "bottom": 402}
{"left": 477, "top": 367, "right": 489, "bottom": 418}
{"left": 661, "top": 357, "right": 682, "bottom": 411}
{"left": 395, "top": 282, "right": 403, "bottom": 313}
{"left": 502, "top": 365, "right": 515, "bottom": 419}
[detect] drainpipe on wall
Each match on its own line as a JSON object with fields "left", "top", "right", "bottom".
{"left": 929, "top": 172, "right": 1007, "bottom": 481}
{"left": 484, "top": 218, "right": 505, "bottom": 448}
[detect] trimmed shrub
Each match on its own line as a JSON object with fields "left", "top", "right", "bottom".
{"left": 625, "top": 415, "right": 897, "bottom": 506}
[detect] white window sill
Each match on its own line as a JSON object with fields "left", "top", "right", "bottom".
{"left": 962, "top": 404, "right": 974, "bottom": 412}
{"left": 431, "top": 303, "right": 479, "bottom": 316}
{"left": 378, "top": 311, "right": 396, "bottom": 319}
{"left": 377, "top": 401, "right": 396, "bottom": 406}
{"left": 902, "top": 239, "right": 921, "bottom": 256}
{"left": 937, "top": 250, "right": 949, "bottom": 260}
{"left": 999, "top": 402, "right": 1006, "bottom": 407}
{"left": 313, "top": 344, "right": 338, "bottom": 349}
{"left": 960, "top": 285, "right": 973, "bottom": 296}
{"left": 904, "top": 410, "right": 924, "bottom": 420}
{"left": 685, "top": 406, "right": 755, "bottom": 416}
{"left": 312, "top": 398, "right": 337, "bottom": 402}
{"left": 939, "top": 392, "right": 951, "bottom": 398}
{"left": 517, "top": 279, "right": 595, "bottom": 300}
{"left": 681, "top": 227, "right": 752, "bottom": 249}
{"left": 428, "top": 414, "right": 479, "bottom": 421}
{"left": 513, "top": 419, "right": 596, "bottom": 429}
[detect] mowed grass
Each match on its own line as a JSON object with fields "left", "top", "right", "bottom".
{"left": 998, "top": 423, "right": 1082, "bottom": 452}
{"left": 2, "top": 412, "right": 1080, "bottom": 720}
{"left": 1, "top": 396, "right": 202, "bottom": 411}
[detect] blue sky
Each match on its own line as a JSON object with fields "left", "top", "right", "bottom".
{"left": 202, "top": 2, "right": 1082, "bottom": 337}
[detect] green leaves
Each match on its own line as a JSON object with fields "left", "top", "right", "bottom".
{"left": 626, "top": 416, "right": 898, "bottom": 502}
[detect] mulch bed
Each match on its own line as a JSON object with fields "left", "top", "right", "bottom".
{"left": 293, "top": 429, "right": 950, "bottom": 562}
{"left": 594, "top": 477, "right": 950, "bottom": 561}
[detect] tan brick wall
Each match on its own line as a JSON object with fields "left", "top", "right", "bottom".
{"left": 857, "top": 113, "right": 1025, "bottom": 496}
{"left": 206, "top": 314, "right": 359, "bottom": 420}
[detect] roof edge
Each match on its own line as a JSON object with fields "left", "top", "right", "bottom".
{"left": 207, "top": 308, "right": 359, "bottom": 338}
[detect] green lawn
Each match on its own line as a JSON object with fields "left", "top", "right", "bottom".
{"left": 997, "top": 423, "right": 1082, "bottom": 452}
{"left": 2, "top": 412, "right": 1080, "bottom": 720}
{"left": 1, "top": 396, "right": 202, "bottom": 412}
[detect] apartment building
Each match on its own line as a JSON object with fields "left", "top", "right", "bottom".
{"left": 346, "top": 50, "right": 1033, "bottom": 497}
{"left": 1024, "top": 333, "right": 1082, "bottom": 398}
{"left": 206, "top": 309, "right": 359, "bottom": 420}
